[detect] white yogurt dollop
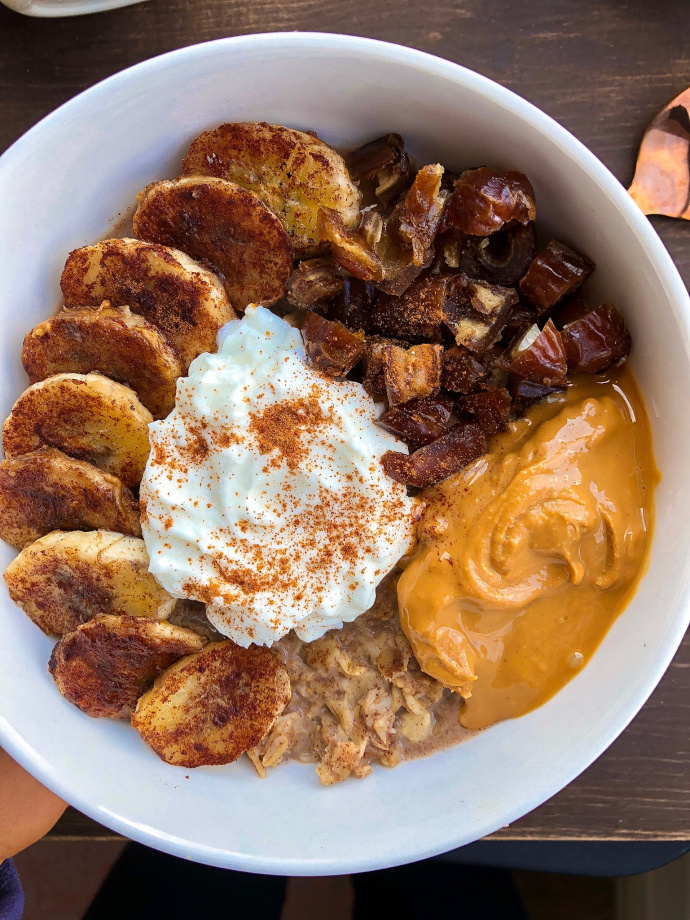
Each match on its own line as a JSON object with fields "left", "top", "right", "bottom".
{"left": 140, "top": 305, "right": 418, "bottom": 646}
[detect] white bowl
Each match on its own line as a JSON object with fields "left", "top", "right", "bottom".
{"left": 1, "top": 33, "right": 689, "bottom": 875}
{"left": 0, "top": 0, "right": 146, "bottom": 17}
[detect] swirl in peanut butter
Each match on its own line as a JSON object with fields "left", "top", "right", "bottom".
{"left": 397, "top": 366, "right": 657, "bottom": 731}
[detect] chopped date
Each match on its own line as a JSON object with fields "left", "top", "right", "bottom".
{"left": 561, "top": 303, "right": 631, "bottom": 373}
{"left": 326, "top": 276, "right": 378, "bottom": 332}
{"left": 375, "top": 230, "right": 435, "bottom": 296}
{"left": 346, "top": 133, "right": 406, "bottom": 180}
{"left": 345, "top": 134, "right": 410, "bottom": 205}
{"left": 377, "top": 395, "right": 455, "bottom": 449}
{"left": 443, "top": 275, "right": 517, "bottom": 354}
{"left": 519, "top": 241, "right": 594, "bottom": 315}
{"left": 301, "top": 312, "right": 365, "bottom": 377}
{"left": 370, "top": 275, "right": 448, "bottom": 342}
{"left": 466, "top": 279, "right": 519, "bottom": 317}
{"left": 382, "top": 343, "right": 443, "bottom": 406}
{"left": 373, "top": 165, "right": 448, "bottom": 296}
{"left": 361, "top": 335, "right": 406, "bottom": 401}
{"left": 441, "top": 345, "right": 488, "bottom": 393}
{"left": 501, "top": 300, "right": 539, "bottom": 343}
{"left": 317, "top": 209, "right": 385, "bottom": 283}
{"left": 287, "top": 258, "right": 345, "bottom": 309}
{"left": 382, "top": 422, "right": 487, "bottom": 489}
{"left": 397, "top": 164, "right": 448, "bottom": 265}
{"left": 550, "top": 289, "right": 589, "bottom": 330}
{"left": 455, "top": 386, "right": 511, "bottom": 434}
{"left": 498, "top": 319, "right": 567, "bottom": 385}
{"left": 511, "top": 378, "right": 567, "bottom": 415}
{"left": 359, "top": 210, "right": 384, "bottom": 249}
{"left": 461, "top": 222, "right": 537, "bottom": 286}
{"left": 442, "top": 168, "right": 536, "bottom": 236}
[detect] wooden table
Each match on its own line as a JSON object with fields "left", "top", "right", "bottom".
{"left": 1, "top": 0, "right": 689, "bottom": 844}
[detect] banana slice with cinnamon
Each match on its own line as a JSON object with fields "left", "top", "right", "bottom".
{"left": 3, "top": 372, "right": 152, "bottom": 488}
{"left": 4, "top": 530, "right": 174, "bottom": 636}
{"left": 132, "top": 176, "right": 293, "bottom": 312}
{"left": 183, "top": 122, "right": 361, "bottom": 255}
{"left": 22, "top": 303, "right": 182, "bottom": 419}
{"left": 0, "top": 448, "right": 141, "bottom": 548}
{"left": 49, "top": 615, "right": 205, "bottom": 719}
{"left": 60, "top": 238, "right": 236, "bottom": 373}
{"left": 131, "top": 641, "right": 291, "bottom": 766}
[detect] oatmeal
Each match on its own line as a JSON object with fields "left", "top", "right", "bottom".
{"left": 247, "top": 574, "right": 469, "bottom": 784}
{"left": 0, "top": 121, "right": 656, "bottom": 781}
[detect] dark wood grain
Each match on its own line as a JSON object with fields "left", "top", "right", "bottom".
{"left": 2, "top": 0, "right": 689, "bottom": 843}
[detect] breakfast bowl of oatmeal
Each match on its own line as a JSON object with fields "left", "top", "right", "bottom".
{"left": 0, "top": 33, "right": 688, "bottom": 873}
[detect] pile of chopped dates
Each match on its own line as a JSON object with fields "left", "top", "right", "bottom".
{"left": 291, "top": 134, "right": 632, "bottom": 488}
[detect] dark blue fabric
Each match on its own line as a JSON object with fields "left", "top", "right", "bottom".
{"left": 0, "top": 860, "right": 23, "bottom": 920}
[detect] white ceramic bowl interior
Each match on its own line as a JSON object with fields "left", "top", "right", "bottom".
{"left": 1, "top": 34, "right": 689, "bottom": 875}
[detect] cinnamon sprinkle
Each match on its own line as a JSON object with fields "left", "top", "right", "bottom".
{"left": 249, "top": 397, "right": 330, "bottom": 469}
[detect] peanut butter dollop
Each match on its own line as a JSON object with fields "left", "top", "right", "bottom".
{"left": 397, "top": 367, "right": 657, "bottom": 730}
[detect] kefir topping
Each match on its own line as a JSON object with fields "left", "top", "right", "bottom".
{"left": 141, "top": 305, "right": 418, "bottom": 647}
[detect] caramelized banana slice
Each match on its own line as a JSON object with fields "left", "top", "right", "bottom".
{"left": 49, "top": 615, "right": 205, "bottom": 718}
{"left": 3, "top": 373, "right": 152, "bottom": 488}
{"left": 0, "top": 448, "right": 141, "bottom": 548}
{"left": 183, "top": 122, "right": 361, "bottom": 255}
{"left": 60, "top": 238, "right": 235, "bottom": 373}
{"left": 4, "top": 530, "right": 174, "bottom": 636}
{"left": 131, "top": 641, "right": 291, "bottom": 767}
{"left": 132, "top": 177, "right": 292, "bottom": 312}
{"left": 22, "top": 304, "right": 182, "bottom": 419}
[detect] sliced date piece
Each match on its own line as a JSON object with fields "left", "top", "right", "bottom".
{"left": 443, "top": 168, "right": 536, "bottom": 236}
{"left": 441, "top": 345, "right": 488, "bottom": 394}
{"left": 301, "top": 312, "right": 365, "bottom": 377}
{"left": 373, "top": 168, "right": 448, "bottom": 296}
{"left": 359, "top": 210, "right": 384, "bottom": 249}
{"left": 397, "top": 164, "right": 448, "bottom": 265}
{"left": 370, "top": 275, "right": 448, "bottom": 343}
{"left": 287, "top": 258, "right": 345, "bottom": 309}
{"left": 444, "top": 275, "right": 518, "bottom": 354}
{"left": 382, "top": 343, "right": 443, "bottom": 406}
{"left": 376, "top": 395, "right": 455, "bottom": 449}
{"left": 501, "top": 300, "right": 539, "bottom": 343}
{"left": 361, "top": 335, "right": 407, "bottom": 401}
{"left": 375, "top": 226, "right": 434, "bottom": 297}
{"left": 326, "top": 276, "right": 378, "bottom": 332}
{"left": 550, "top": 289, "right": 589, "bottom": 330}
{"left": 519, "top": 241, "right": 594, "bottom": 315}
{"left": 317, "top": 210, "right": 385, "bottom": 282}
{"left": 461, "top": 222, "right": 537, "bottom": 285}
{"left": 561, "top": 303, "right": 631, "bottom": 373}
{"left": 511, "top": 378, "right": 567, "bottom": 415}
{"left": 466, "top": 278, "right": 519, "bottom": 317}
{"left": 498, "top": 319, "right": 567, "bottom": 385}
{"left": 382, "top": 422, "right": 487, "bottom": 488}
{"left": 345, "top": 133, "right": 410, "bottom": 205}
{"left": 455, "top": 386, "right": 512, "bottom": 434}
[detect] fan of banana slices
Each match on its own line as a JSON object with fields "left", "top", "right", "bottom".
{"left": 0, "top": 122, "right": 363, "bottom": 770}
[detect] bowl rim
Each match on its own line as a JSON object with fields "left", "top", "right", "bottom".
{"left": 1, "top": 31, "right": 690, "bottom": 871}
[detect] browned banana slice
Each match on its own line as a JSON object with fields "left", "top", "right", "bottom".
{"left": 22, "top": 304, "right": 182, "bottom": 419}
{"left": 183, "top": 122, "right": 361, "bottom": 255}
{"left": 3, "top": 373, "right": 152, "bottom": 488}
{"left": 4, "top": 530, "right": 174, "bottom": 636}
{"left": 49, "top": 615, "right": 205, "bottom": 718}
{"left": 60, "top": 238, "right": 236, "bottom": 373}
{"left": 132, "top": 177, "right": 293, "bottom": 312}
{"left": 0, "top": 448, "right": 141, "bottom": 548}
{"left": 131, "top": 641, "right": 291, "bottom": 766}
